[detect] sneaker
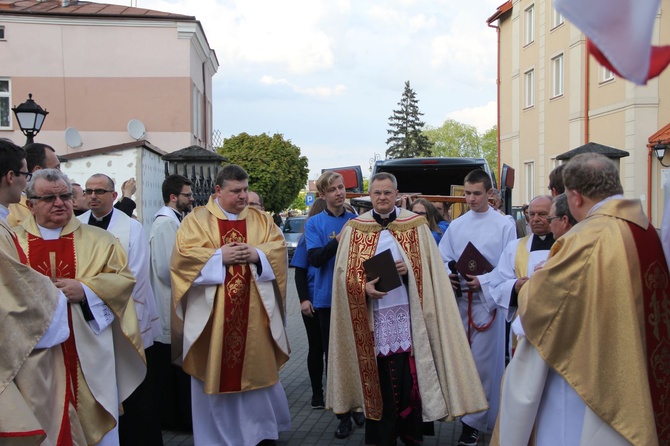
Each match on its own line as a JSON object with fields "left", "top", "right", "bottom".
{"left": 311, "top": 394, "right": 325, "bottom": 409}
{"left": 457, "top": 422, "right": 479, "bottom": 446}
{"left": 334, "top": 417, "right": 353, "bottom": 439}
{"left": 352, "top": 411, "right": 365, "bottom": 427}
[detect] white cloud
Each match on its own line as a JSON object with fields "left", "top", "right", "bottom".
{"left": 445, "top": 101, "right": 497, "bottom": 133}
{"left": 260, "top": 76, "right": 347, "bottom": 98}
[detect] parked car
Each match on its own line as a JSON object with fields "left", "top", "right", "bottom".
{"left": 283, "top": 215, "right": 307, "bottom": 261}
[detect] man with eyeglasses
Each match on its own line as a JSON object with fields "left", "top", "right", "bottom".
{"left": 548, "top": 193, "right": 577, "bottom": 240}
{"left": 148, "top": 174, "right": 194, "bottom": 431}
{"left": 329, "top": 172, "right": 487, "bottom": 446}
{"left": 77, "top": 173, "right": 163, "bottom": 445}
{"left": 484, "top": 195, "right": 555, "bottom": 356}
{"left": 7, "top": 142, "right": 61, "bottom": 227}
{"left": 494, "top": 153, "right": 669, "bottom": 445}
{"left": 248, "top": 190, "right": 265, "bottom": 211}
{"left": 14, "top": 168, "right": 145, "bottom": 446}
{"left": 0, "top": 140, "right": 88, "bottom": 444}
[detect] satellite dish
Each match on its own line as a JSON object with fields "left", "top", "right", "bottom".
{"left": 64, "top": 127, "right": 83, "bottom": 148}
{"left": 127, "top": 119, "right": 146, "bottom": 140}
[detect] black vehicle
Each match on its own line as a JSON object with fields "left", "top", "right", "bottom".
{"left": 283, "top": 215, "right": 307, "bottom": 262}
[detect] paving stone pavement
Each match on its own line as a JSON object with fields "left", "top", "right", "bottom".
{"left": 163, "top": 268, "right": 491, "bottom": 446}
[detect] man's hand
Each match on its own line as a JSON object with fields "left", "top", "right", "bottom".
{"left": 365, "top": 277, "right": 387, "bottom": 300}
{"left": 301, "top": 300, "right": 315, "bottom": 317}
{"left": 514, "top": 277, "right": 529, "bottom": 293}
{"left": 121, "top": 178, "right": 136, "bottom": 198}
{"left": 449, "top": 273, "right": 461, "bottom": 291}
{"left": 464, "top": 274, "right": 482, "bottom": 292}
{"left": 221, "top": 242, "right": 260, "bottom": 265}
{"left": 395, "top": 259, "right": 408, "bottom": 276}
{"left": 54, "top": 278, "right": 85, "bottom": 303}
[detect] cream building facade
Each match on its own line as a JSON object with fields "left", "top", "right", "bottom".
{"left": 488, "top": 0, "right": 670, "bottom": 226}
{"left": 0, "top": 0, "right": 218, "bottom": 154}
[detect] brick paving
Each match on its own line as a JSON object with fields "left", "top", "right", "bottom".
{"left": 163, "top": 268, "right": 491, "bottom": 445}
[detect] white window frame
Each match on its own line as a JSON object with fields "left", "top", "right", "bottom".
{"left": 524, "top": 69, "right": 535, "bottom": 108}
{"left": 525, "top": 161, "right": 535, "bottom": 203}
{"left": 602, "top": 67, "right": 615, "bottom": 83}
{"left": 551, "top": 54, "right": 564, "bottom": 98}
{"left": 525, "top": 5, "right": 535, "bottom": 45}
{"left": 551, "top": 8, "right": 564, "bottom": 29}
{"left": 192, "top": 84, "right": 202, "bottom": 140}
{"left": 0, "top": 79, "right": 11, "bottom": 130}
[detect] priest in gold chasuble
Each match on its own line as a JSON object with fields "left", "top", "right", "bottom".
{"left": 0, "top": 142, "right": 87, "bottom": 445}
{"left": 14, "top": 169, "right": 145, "bottom": 446}
{"left": 171, "top": 164, "right": 290, "bottom": 446}
{"left": 493, "top": 154, "right": 670, "bottom": 446}
{"left": 328, "top": 173, "right": 487, "bottom": 446}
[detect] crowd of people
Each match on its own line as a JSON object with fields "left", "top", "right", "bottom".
{"left": 1, "top": 135, "right": 668, "bottom": 446}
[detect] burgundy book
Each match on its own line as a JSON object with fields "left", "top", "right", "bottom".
{"left": 456, "top": 242, "right": 493, "bottom": 277}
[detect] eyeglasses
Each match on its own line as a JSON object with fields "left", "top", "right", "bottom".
{"left": 249, "top": 202, "right": 263, "bottom": 207}
{"left": 528, "top": 212, "right": 549, "bottom": 219}
{"left": 28, "top": 193, "right": 73, "bottom": 203}
{"left": 84, "top": 188, "right": 114, "bottom": 195}
{"left": 546, "top": 215, "right": 560, "bottom": 222}
{"left": 179, "top": 193, "right": 194, "bottom": 198}
{"left": 13, "top": 170, "right": 33, "bottom": 181}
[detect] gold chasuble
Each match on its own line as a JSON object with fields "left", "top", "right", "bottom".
{"left": 518, "top": 199, "right": 670, "bottom": 446}
{"left": 7, "top": 194, "right": 30, "bottom": 228}
{"left": 328, "top": 209, "right": 487, "bottom": 422}
{"left": 15, "top": 216, "right": 145, "bottom": 446}
{"left": 0, "top": 217, "right": 87, "bottom": 446}
{"left": 171, "top": 196, "right": 288, "bottom": 395}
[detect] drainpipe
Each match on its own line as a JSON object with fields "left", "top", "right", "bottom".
{"left": 584, "top": 41, "right": 590, "bottom": 144}
{"left": 648, "top": 145, "right": 653, "bottom": 220}
{"left": 488, "top": 20, "right": 502, "bottom": 183}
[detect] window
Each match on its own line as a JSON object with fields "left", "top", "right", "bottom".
{"left": 524, "top": 69, "right": 535, "bottom": 108}
{"left": 192, "top": 84, "right": 202, "bottom": 140}
{"left": 551, "top": 8, "right": 564, "bottom": 28}
{"left": 525, "top": 161, "right": 535, "bottom": 203}
{"left": 551, "top": 54, "right": 564, "bottom": 97}
{"left": 602, "top": 67, "right": 615, "bottom": 82}
{"left": 0, "top": 26, "right": 5, "bottom": 40}
{"left": 0, "top": 79, "right": 10, "bottom": 129}
{"left": 525, "top": 5, "right": 535, "bottom": 45}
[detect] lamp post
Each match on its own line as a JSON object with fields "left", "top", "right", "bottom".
{"left": 653, "top": 141, "right": 670, "bottom": 167}
{"left": 12, "top": 93, "right": 48, "bottom": 145}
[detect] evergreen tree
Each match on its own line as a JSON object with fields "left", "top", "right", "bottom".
{"left": 385, "top": 81, "right": 433, "bottom": 158}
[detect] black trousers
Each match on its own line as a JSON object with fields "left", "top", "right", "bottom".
{"left": 302, "top": 309, "right": 324, "bottom": 397}
{"left": 364, "top": 353, "right": 434, "bottom": 446}
{"left": 118, "top": 344, "right": 164, "bottom": 445}
{"left": 152, "top": 342, "right": 192, "bottom": 432}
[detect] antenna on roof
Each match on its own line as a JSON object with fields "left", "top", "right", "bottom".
{"left": 127, "top": 119, "right": 146, "bottom": 140}
{"left": 65, "top": 127, "right": 83, "bottom": 148}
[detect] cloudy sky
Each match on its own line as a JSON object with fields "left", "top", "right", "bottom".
{"left": 110, "top": 0, "right": 502, "bottom": 178}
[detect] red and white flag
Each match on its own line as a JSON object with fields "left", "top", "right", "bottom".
{"left": 555, "top": 0, "right": 670, "bottom": 85}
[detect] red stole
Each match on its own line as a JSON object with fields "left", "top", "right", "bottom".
{"left": 628, "top": 222, "right": 670, "bottom": 443}
{"left": 26, "top": 233, "right": 77, "bottom": 446}
{"left": 10, "top": 232, "right": 27, "bottom": 264}
{"left": 216, "top": 219, "right": 251, "bottom": 392}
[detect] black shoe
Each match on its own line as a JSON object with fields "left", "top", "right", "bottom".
{"left": 457, "top": 422, "right": 479, "bottom": 446}
{"left": 311, "top": 394, "right": 325, "bottom": 409}
{"left": 352, "top": 411, "right": 365, "bottom": 427}
{"left": 334, "top": 417, "right": 353, "bottom": 439}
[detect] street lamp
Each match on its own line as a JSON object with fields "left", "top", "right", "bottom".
{"left": 12, "top": 93, "right": 48, "bottom": 145}
{"left": 653, "top": 140, "right": 670, "bottom": 167}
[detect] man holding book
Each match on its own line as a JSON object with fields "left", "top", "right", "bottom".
{"left": 329, "top": 172, "right": 486, "bottom": 446}
{"left": 438, "top": 169, "right": 516, "bottom": 446}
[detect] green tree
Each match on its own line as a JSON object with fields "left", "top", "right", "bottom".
{"left": 481, "top": 125, "right": 498, "bottom": 177}
{"left": 217, "top": 132, "right": 309, "bottom": 212}
{"left": 386, "top": 81, "right": 433, "bottom": 159}
{"left": 289, "top": 190, "right": 307, "bottom": 212}
{"left": 424, "top": 120, "right": 498, "bottom": 175}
